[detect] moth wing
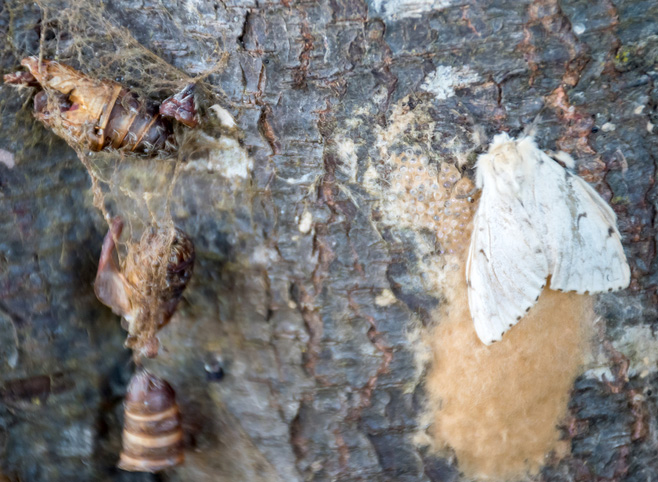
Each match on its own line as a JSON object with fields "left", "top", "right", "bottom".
{"left": 532, "top": 152, "right": 631, "bottom": 293}
{"left": 466, "top": 191, "right": 549, "bottom": 345}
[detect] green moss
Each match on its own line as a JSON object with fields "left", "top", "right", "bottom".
{"left": 610, "top": 195, "right": 629, "bottom": 205}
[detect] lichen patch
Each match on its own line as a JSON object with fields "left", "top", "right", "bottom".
{"left": 371, "top": 0, "right": 454, "bottom": 20}
{"left": 0, "top": 149, "right": 15, "bottom": 169}
{"left": 184, "top": 134, "right": 253, "bottom": 180}
{"left": 420, "top": 65, "right": 481, "bottom": 100}
{"left": 586, "top": 324, "right": 658, "bottom": 380}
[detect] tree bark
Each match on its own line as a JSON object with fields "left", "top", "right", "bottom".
{"left": 0, "top": 0, "right": 656, "bottom": 481}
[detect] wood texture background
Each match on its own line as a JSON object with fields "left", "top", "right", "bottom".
{"left": 0, "top": 0, "right": 657, "bottom": 480}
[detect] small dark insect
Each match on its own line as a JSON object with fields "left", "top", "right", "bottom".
{"left": 94, "top": 217, "right": 195, "bottom": 358}
{"left": 203, "top": 353, "right": 225, "bottom": 382}
{"left": 118, "top": 370, "right": 184, "bottom": 472}
{"left": 3, "top": 57, "right": 198, "bottom": 155}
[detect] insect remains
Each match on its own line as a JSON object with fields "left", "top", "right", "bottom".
{"left": 118, "top": 370, "right": 184, "bottom": 472}
{"left": 3, "top": 57, "right": 198, "bottom": 155}
{"left": 94, "top": 217, "right": 195, "bottom": 358}
{"left": 466, "top": 133, "right": 630, "bottom": 345}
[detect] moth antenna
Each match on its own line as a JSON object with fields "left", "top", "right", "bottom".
{"left": 522, "top": 106, "right": 546, "bottom": 139}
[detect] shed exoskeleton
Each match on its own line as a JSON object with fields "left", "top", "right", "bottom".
{"left": 94, "top": 218, "right": 195, "bottom": 358}
{"left": 4, "top": 57, "right": 197, "bottom": 155}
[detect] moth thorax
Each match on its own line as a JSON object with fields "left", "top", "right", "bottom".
{"left": 480, "top": 151, "right": 524, "bottom": 194}
{"left": 118, "top": 371, "right": 184, "bottom": 473}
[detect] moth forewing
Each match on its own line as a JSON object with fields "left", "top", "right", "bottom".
{"left": 466, "top": 165, "right": 548, "bottom": 345}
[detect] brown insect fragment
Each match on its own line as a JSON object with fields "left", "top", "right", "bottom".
{"left": 159, "top": 84, "right": 198, "bottom": 128}
{"left": 1, "top": 375, "right": 51, "bottom": 407}
{"left": 94, "top": 217, "right": 195, "bottom": 358}
{"left": 118, "top": 370, "right": 184, "bottom": 472}
{"left": 3, "top": 70, "right": 39, "bottom": 87}
{"left": 0, "top": 372, "right": 75, "bottom": 410}
{"left": 3, "top": 57, "right": 197, "bottom": 155}
{"left": 629, "top": 389, "right": 649, "bottom": 442}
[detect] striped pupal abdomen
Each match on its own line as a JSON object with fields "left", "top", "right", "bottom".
{"left": 118, "top": 371, "right": 184, "bottom": 472}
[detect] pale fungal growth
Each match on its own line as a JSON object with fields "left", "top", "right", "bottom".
{"left": 467, "top": 133, "right": 630, "bottom": 345}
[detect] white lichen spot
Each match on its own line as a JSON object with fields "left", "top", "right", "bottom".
{"left": 345, "top": 116, "right": 363, "bottom": 129}
{"left": 298, "top": 210, "right": 313, "bottom": 234}
{"left": 209, "top": 104, "right": 237, "bottom": 130}
{"left": 375, "top": 289, "right": 397, "bottom": 306}
{"left": 421, "top": 65, "right": 480, "bottom": 100}
{"left": 613, "top": 325, "right": 658, "bottom": 377}
{"left": 336, "top": 135, "right": 358, "bottom": 182}
{"left": 0, "top": 149, "right": 15, "bottom": 169}
{"left": 372, "top": 85, "right": 390, "bottom": 106}
{"left": 634, "top": 105, "right": 645, "bottom": 115}
{"left": 363, "top": 165, "right": 380, "bottom": 193}
{"left": 601, "top": 122, "right": 616, "bottom": 132}
{"left": 250, "top": 245, "right": 280, "bottom": 267}
{"left": 185, "top": 133, "right": 252, "bottom": 179}
{"left": 371, "top": 0, "right": 453, "bottom": 20}
{"left": 57, "top": 424, "right": 95, "bottom": 457}
{"left": 281, "top": 172, "right": 319, "bottom": 185}
{"left": 572, "top": 23, "right": 586, "bottom": 35}
{"left": 647, "top": 122, "right": 654, "bottom": 133}
{"left": 586, "top": 324, "right": 658, "bottom": 380}
{"left": 583, "top": 366, "right": 615, "bottom": 383}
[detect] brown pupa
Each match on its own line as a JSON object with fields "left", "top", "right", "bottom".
{"left": 3, "top": 56, "right": 197, "bottom": 155}
{"left": 118, "top": 370, "right": 184, "bottom": 472}
{"left": 94, "top": 217, "right": 195, "bottom": 358}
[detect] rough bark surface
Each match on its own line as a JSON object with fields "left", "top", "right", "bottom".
{"left": 0, "top": 0, "right": 657, "bottom": 481}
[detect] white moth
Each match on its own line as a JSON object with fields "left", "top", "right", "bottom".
{"left": 466, "top": 133, "right": 630, "bottom": 345}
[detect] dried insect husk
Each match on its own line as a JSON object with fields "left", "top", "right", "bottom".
{"left": 94, "top": 219, "right": 195, "bottom": 358}
{"left": 122, "top": 225, "right": 195, "bottom": 355}
{"left": 18, "top": 57, "right": 173, "bottom": 154}
{"left": 118, "top": 371, "right": 184, "bottom": 472}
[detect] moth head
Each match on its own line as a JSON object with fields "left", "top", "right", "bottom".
{"left": 475, "top": 133, "right": 526, "bottom": 193}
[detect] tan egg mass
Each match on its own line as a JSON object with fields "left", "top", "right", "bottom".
{"left": 387, "top": 150, "right": 475, "bottom": 255}
{"left": 426, "top": 274, "right": 591, "bottom": 480}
